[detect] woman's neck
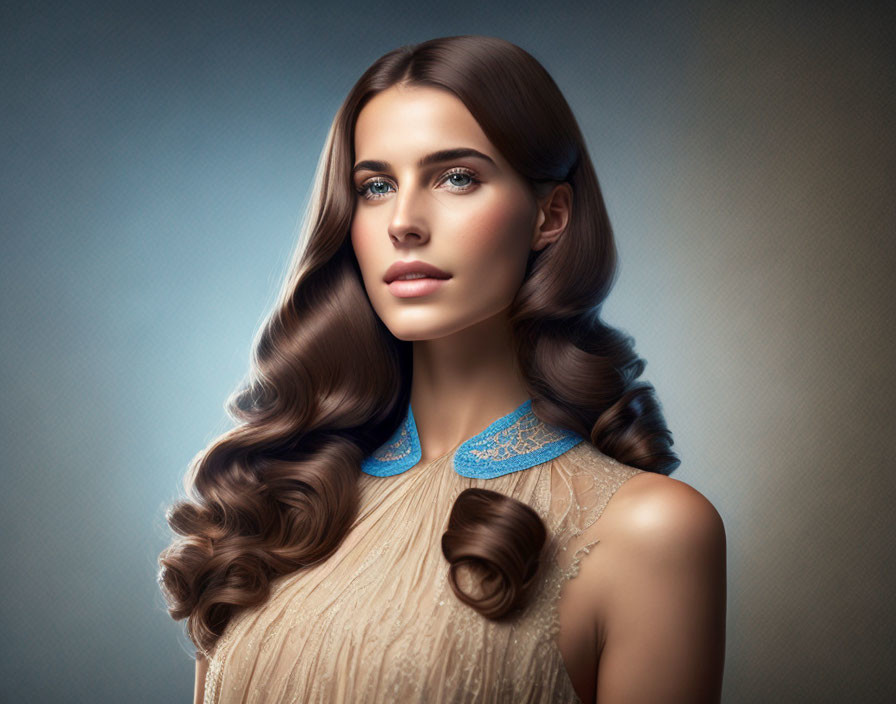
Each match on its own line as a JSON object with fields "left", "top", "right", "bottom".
{"left": 408, "top": 314, "right": 530, "bottom": 462}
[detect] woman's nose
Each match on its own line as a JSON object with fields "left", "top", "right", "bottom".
{"left": 387, "top": 181, "right": 430, "bottom": 244}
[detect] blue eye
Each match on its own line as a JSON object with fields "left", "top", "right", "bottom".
{"left": 444, "top": 171, "right": 475, "bottom": 189}
{"left": 360, "top": 180, "right": 393, "bottom": 198}
{"left": 355, "top": 168, "right": 480, "bottom": 201}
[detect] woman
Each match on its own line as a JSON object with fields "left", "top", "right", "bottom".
{"left": 159, "top": 35, "right": 726, "bottom": 703}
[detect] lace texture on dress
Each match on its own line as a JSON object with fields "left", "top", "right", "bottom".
{"left": 203, "top": 436, "right": 642, "bottom": 703}
{"left": 361, "top": 398, "right": 585, "bottom": 479}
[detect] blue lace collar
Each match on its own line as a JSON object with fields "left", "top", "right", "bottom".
{"left": 360, "top": 398, "right": 586, "bottom": 479}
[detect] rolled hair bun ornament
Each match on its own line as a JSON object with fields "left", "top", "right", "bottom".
{"left": 441, "top": 487, "right": 547, "bottom": 620}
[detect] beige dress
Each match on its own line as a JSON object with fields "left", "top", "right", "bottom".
{"left": 202, "top": 399, "right": 643, "bottom": 703}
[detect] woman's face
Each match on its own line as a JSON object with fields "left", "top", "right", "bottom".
{"left": 350, "top": 84, "right": 541, "bottom": 341}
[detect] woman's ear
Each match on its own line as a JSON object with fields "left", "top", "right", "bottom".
{"left": 531, "top": 182, "right": 573, "bottom": 252}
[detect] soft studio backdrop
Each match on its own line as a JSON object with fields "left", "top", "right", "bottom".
{"left": 1, "top": 2, "right": 892, "bottom": 702}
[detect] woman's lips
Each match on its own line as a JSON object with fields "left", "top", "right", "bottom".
{"left": 387, "top": 277, "right": 451, "bottom": 298}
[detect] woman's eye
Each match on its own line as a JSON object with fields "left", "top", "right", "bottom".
{"left": 355, "top": 168, "right": 479, "bottom": 201}
{"left": 356, "top": 179, "right": 394, "bottom": 199}
{"left": 442, "top": 170, "right": 476, "bottom": 190}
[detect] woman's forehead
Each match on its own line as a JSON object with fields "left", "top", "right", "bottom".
{"left": 354, "top": 85, "right": 498, "bottom": 166}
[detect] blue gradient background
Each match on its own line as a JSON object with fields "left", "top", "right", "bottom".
{"left": 2, "top": 1, "right": 892, "bottom": 702}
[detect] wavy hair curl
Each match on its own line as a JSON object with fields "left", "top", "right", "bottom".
{"left": 158, "top": 34, "right": 679, "bottom": 656}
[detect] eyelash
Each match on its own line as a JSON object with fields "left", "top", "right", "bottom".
{"left": 355, "top": 168, "right": 480, "bottom": 201}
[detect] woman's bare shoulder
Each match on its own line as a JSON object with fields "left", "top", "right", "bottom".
{"left": 599, "top": 471, "right": 725, "bottom": 547}
{"left": 585, "top": 471, "right": 727, "bottom": 702}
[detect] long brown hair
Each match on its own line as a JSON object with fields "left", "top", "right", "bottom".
{"left": 158, "top": 34, "right": 679, "bottom": 656}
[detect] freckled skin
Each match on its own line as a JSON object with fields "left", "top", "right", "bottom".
{"left": 350, "top": 84, "right": 541, "bottom": 342}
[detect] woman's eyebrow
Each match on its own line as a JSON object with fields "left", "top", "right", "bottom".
{"left": 352, "top": 147, "right": 496, "bottom": 175}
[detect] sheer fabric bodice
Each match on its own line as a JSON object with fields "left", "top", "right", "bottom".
{"left": 202, "top": 399, "right": 643, "bottom": 703}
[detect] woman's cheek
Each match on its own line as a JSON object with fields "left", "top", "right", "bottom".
{"left": 468, "top": 206, "right": 529, "bottom": 278}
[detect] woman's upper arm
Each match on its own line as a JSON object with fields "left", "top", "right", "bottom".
{"left": 595, "top": 475, "right": 727, "bottom": 703}
{"left": 194, "top": 653, "right": 209, "bottom": 704}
